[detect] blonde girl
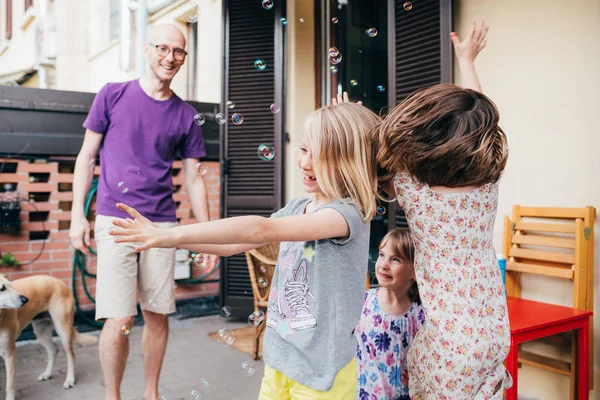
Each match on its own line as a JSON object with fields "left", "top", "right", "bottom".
{"left": 110, "top": 102, "right": 380, "bottom": 399}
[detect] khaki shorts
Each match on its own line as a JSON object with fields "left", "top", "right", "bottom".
{"left": 94, "top": 214, "right": 178, "bottom": 320}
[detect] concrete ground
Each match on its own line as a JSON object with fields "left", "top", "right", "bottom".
{"left": 0, "top": 315, "right": 263, "bottom": 400}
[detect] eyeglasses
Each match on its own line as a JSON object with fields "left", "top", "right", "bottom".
{"left": 148, "top": 43, "right": 188, "bottom": 61}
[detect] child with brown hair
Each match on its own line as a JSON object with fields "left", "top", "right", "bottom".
{"left": 376, "top": 22, "right": 512, "bottom": 399}
{"left": 354, "top": 228, "right": 425, "bottom": 400}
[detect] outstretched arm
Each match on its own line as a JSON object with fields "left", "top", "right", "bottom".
{"left": 451, "top": 20, "right": 489, "bottom": 93}
{"left": 110, "top": 203, "right": 350, "bottom": 252}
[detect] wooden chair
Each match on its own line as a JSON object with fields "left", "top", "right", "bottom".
{"left": 503, "top": 205, "right": 595, "bottom": 399}
{"left": 245, "top": 242, "right": 280, "bottom": 360}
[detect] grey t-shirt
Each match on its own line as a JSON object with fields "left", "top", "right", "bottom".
{"left": 263, "top": 197, "right": 370, "bottom": 391}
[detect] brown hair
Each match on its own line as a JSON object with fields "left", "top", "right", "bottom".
{"left": 306, "top": 102, "right": 381, "bottom": 221}
{"left": 376, "top": 84, "right": 508, "bottom": 191}
{"left": 379, "top": 228, "right": 419, "bottom": 302}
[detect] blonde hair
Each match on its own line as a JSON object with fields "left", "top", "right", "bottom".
{"left": 305, "top": 102, "right": 380, "bottom": 221}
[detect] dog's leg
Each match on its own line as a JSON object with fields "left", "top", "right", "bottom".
{"left": 32, "top": 320, "right": 58, "bottom": 382}
{"left": 53, "top": 319, "right": 76, "bottom": 389}
{"left": 3, "top": 347, "right": 17, "bottom": 400}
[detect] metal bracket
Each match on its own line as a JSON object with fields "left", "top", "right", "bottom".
{"left": 584, "top": 227, "right": 592, "bottom": 240}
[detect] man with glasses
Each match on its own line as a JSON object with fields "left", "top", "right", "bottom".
{"left": 70, "top": 24, "right": 217, "bottom": 400}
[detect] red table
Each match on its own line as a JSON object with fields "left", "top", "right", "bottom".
{"left": 506, "top": 297, "right": 593, "bottom": 400}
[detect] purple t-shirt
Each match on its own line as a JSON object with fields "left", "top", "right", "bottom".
{"left": 83, "top": 80, "right": 206, "bottom": 222}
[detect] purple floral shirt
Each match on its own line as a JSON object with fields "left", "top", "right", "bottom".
{"left": 354, "top": 289, "right": 425, "bottom": 400}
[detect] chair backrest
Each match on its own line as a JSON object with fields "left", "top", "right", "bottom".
{"left": 502, "top": 205, "right": 595, "bottom": 310}
{"left": 245, "top": 243, "right": 280, "bottom": 308}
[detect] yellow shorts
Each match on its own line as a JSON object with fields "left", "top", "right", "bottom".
{"left": 258, "top": 358, "right": 357, "bottom": 400}
{"left": 94, "top": 215, "right": 178, "bottom": 320}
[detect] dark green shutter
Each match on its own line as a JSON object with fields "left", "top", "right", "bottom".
{"left": 388, "top": 0, "right": 452, "bottom": 230}
{"left": 220, "top": 0, "right": 285, "bottom": 318}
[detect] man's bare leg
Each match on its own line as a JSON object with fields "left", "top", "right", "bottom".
{"left": 141, "top": 310, "right": 169, "bottom": 400}
{"left": 99, "top": 317, "right": 134, "bottom": 400}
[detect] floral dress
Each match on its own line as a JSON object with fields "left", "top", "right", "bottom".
{"left": 354, "top": 289, "right": 425, "bottom": 400}
{"left": 394, "top": 172, "right": 512, "bottom": 399}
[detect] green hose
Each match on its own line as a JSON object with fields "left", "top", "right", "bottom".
{"left": 72, "top": 179, "right": 221, "bottom": 327}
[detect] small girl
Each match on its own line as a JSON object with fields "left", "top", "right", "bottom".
{"left": 355, "top": 228, "right": 425, "bottom": 400}
{"left": 376, "top": 22, "right": 512, "bottom": 399}
{"left": 109, "top": 102, "right": 381, "bottom": 399}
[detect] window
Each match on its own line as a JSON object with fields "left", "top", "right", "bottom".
{"left": 319, "top": 0, "right": 388, "bottom": 112}
{"left": 24, "top": 0, "right": 32, "bottom": 10}
{"left": 318, "top": 0, "right": 389, "bottom": 281}
{"left": 6, "top": 0, "right": 12, "bottom": 40}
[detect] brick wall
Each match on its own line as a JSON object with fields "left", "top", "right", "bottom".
{"left": 0, "top": 157, "right": 221, "bottom": 311}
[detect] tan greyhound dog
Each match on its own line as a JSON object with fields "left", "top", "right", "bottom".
{"left": 0, "top": 275, "right": 98, "bottom": 400}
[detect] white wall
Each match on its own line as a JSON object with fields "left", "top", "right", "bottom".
{"left": 283, "top": 0, "right": 316, "bottom": 203}
{"left": 455, "top": 1, "right": 600, "bottom": 398}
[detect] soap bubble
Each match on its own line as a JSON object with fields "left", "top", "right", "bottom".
{"left": 377, "top": 206, "right": 386, "bottom": 215}
{"left": 377, "top": 85, "right": 386, "bottom": 92}
{"left": 231, "top": 113, "right": 244, "bottom": 125}
{"left": 280, "top": 17, "right": 288, "bottom": 25}
{"left": 299, "top": 18, "right": 304, "bottom": 23}
{"left": 270, "top": 104, "right": 280, "bottom": 113}
{"left": 195, "top": 162, "right": 208, "bottom": 175}
{"left": 262, "top": 0, "right": 273, "bottom": 10}
{"left": 148, "top": 299, "right": 157, "bottom": 308}
{"left": 117, "top": 181, "right": 129, "bottom": 193}
{"left": 191, "top": 253, "right": 204, "bottom": 266}
{"left": 190, "top": 389, "right": 202, "bottom": 399}
{"left": 328, "top": 47, "right": 342, "bottom": 65}
{"left": 366, "top": 27, "right": 377, "bottom": 37}
{"left": 200, "top": 378, "right": 210, "bottom": 388}
{"left": 257, "top": 144, "right": 275, "bottom": 161}
{"left": 217, "top": 328, "right": 235, "bottom": 346}
{"left": 240, "top": 360, "right": 256, "bottom": 376}
{"left": 215, "top": 113, "right": 226, "bottom": 124}
{"left": 248, "top": 310, "right": 265, "bottom": 326}
{"left": 121, "top": 325, "right": 131, "bottom": 336}
{"left": 254, "top": 59, "right": 266, "bottom": 71}
{"left": 258, "top": 277, "right": 268, "bottom": 287}
{"left": 220, "top": 306, "right": 232, "bottom": 317}
{"left": 350, "top": 79, "right": 358, "bottom": 86}
{"left": 193, "top": 113, "right": 205, "bottom": 126}
{"left": 330, "top": 66, "right": 338, "bottom": 74}
{"left": 331, "top": 17, "right": 338, "bottom": 24}
{"left": 226, "top": 100, "right": 235, "bottom": 109}
{"left": 403, "top": 2, "right": 413, "bottom": 11}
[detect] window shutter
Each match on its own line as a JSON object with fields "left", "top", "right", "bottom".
{"left": 6, "top": 0, "right": 12, "bottom": 40}
{"left": 220, "top": 0, "right": 285, "bottom": 318}
{"left": 387, "top": 0, "right": 452, "bottom": 230}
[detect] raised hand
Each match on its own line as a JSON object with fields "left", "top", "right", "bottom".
{"left": 450, "top": 20, "right": 489, "bottom": 63}
{"left": 331, "top": 91, "right": 363, "bottom": 106}
{"left": 109, "top": 203, "right": 178, "bottom": 251}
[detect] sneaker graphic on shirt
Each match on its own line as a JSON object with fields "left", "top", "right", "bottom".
{"left": 278, "top": 258, "right": 316, "bottom": 330}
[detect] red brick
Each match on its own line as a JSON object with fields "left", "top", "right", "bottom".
{"left": 29, "top": 260, "right": 71, "bottom": 271}
{"left": 51, "top": 250, "right": 77, "bottom": 261}
{"left": 0, "top": 243, "right": 30, "bottom": 252}
{"left": 17, "top": 163, "right": 58, "bottom": 173}
{"left": 5, "top": 272, "right": 36, "bottom": 281}
{"left": 0, "top": 233, "right": 29, "bottom": 242}
{"left": 0, "top": 173, "right": 29, "bottom": 183}
{"left": 11, "top": 251, "right": 51, "bottom": 263}
{"left": 31, "top": 241, "right": 70, "bottom": 251}
{"left": 19, "top": 183, "right": 58, "bottom": 193}
{"left": 50, "top": 231, "right": 71, "bottom": 240}
{"left": 21, "top": 202, "right": 59, "bottom": 212}
{"left": 50, "top": 269, "right": 73, "bottom": 279}
{"left": 21, "top": 221, "right": 59, "bottom": 231}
